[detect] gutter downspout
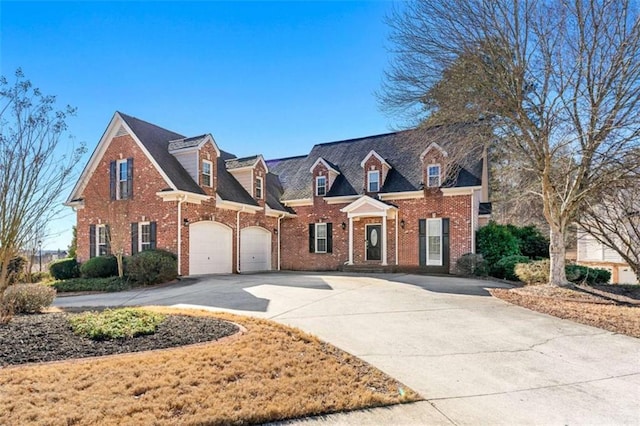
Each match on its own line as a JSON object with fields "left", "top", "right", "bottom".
{"left": 236, "top": 207, "right": 246, "bottom": 273}
{"left": 177, "top": 194, "right": 186, "bottom": 276}
{"left": 395, "top": 210, "right": 399, "bottom": 265}
{"left": 277, "top": 214, "right": 285, "bottom": 271}
{"left": 470, "top": 191, "right": 476, "bottom": 254}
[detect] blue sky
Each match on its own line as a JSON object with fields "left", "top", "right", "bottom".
{"left": 1, "top": 1, "right": 399, "bottom": 250}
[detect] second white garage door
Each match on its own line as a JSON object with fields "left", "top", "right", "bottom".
{"left": 240, "top": 226, "right": 272, "bottom": 272}
{"left": 189, "top": 221, "right": 233, "bottom": 275}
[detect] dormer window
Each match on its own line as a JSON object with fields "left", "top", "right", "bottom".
{"left": 255, "top": 176, "right": 263, "bottom": 199}
{"left": 368, "top": 170, "right": 380, "bottom": 192}
{"left": 428, "top": 164, "right": 441, "bottom": 187}
{"left": 316, "top": 176, "right": 327, "bottom": 196}
{"left": 202, "top": 160, "right": 212, "bottom": 187}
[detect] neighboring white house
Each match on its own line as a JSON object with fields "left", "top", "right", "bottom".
{"left": 577, "top": 229, "right": 639, "bottom": 284}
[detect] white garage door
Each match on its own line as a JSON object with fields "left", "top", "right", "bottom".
{"left": 189, "top": 221, "right": 232, "bottom": 275}
{"left": 240, "top": 227, "right": 272, "bottom": 272}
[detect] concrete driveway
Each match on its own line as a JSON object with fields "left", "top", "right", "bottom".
{"left": 55, "top": 272, "right": 640, "bottom": 425}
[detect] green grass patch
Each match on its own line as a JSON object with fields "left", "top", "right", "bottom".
{"left": 50, "top": 276, "right": 131, "bottom": 293}
{"left": 69, "top": 308, "right": 166, "bottom": 340}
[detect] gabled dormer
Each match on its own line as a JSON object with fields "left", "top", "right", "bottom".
{"left": 168, "top": 134, "right": 220, "bottom": 195}
{"left": 420, "top": 142, "right": 447, "bottom": 189}
{"left": 360, "top": 150, "right": 391, "bottom": 193}
{"left": 225, "top": 155, "right": 269, "bottom": 201}
{"left": 310, "top": 157, "right": 340, "bottom": 197}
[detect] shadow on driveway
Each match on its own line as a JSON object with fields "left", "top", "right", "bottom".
{"left": 384, "top": 273, "right": 515, "bottom": 296}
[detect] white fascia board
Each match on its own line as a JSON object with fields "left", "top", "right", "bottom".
{"left": 378, "top": 191, "right": 424, "bottom": 201}
{"left": 360, "top": 150, "right": 391, "bottom": 168}
{"left": 156, "top": 190, "right": 210, "bottom": 204}
{"left": 283, "top": 198, "right": 313, "bottom": 207}
{"left": 64, "top": 199, "right": 85, "bottom": 209}
{"left": 341, "top": 195, "right": 397, "bottom": 213}
{"left": 420, "top": 142, "right": 448, "bottom": 160}
{"left": 309, "top": 158, "right": 340, "bottom": 175}
{"left": 265, "top": 206, "right": 296, "bottom": 218}
{"left": 215, "top": 194, "right": 261, "bottom": 213}
{"left": 325, "top": 195, "right": 360, "bottom": 205}
{"left": 441, "top": 186, "right": 482, "bottom": 196}
{"left": 204, "top": 134, "right": 221, "bottom": 156}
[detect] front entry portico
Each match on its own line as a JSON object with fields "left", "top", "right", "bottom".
{"left": 340, "top": 196, "right": 398, "bottom": 266}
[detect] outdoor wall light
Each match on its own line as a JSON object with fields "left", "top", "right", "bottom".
{"left": 400, "top": 219, "right": 405, "bottom": 229}
{"left": 341, "top": 222, "right": 347, "bottom": 230}
{"left": 183, "top": 218, "right": 189, "bottom": 227}
{"left": 273, "top": 228, "right": 278, "bottom": 235}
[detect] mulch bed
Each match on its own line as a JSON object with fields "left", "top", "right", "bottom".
{"left": 0, "top": 312, "right": 239, "bottom": 367}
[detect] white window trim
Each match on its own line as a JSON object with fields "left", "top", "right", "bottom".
{"left": 316, "top": 176, "right": 327, "bottom": 196}
{"left": 202, "top": 160, "right": 213, "bottom": 187}
{"left": 427, "top": 164, "right": 441, "bottom": 188}
{"left": 138, "top": 222, "right": 151, "bottom": 252}
{"left": 116, "top": 159, "right": 128, "bottom": 199}
{"left": 255, "top": 176, "right": 263, "bottom": 199}
{"left": 96, "top": 224, "right": 107, "bottom": 257}
{"left": 315, "top": 223, "right": 327, "bottom": 253}
{"left": 426, "top": 218, "right": 443, "bottom": 266}
{"left": 368, "top": 170, "right": 380, "bottom": 192}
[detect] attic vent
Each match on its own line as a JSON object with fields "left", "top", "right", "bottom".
{"left": 115, "top": 126, "right": 128, "bottom": 137}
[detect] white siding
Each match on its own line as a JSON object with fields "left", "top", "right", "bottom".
{"left": 172, "top": 151, "right": 198, "bottom": 183}
{"left": 229, "top": 169, "right": 253, "bottom": 196}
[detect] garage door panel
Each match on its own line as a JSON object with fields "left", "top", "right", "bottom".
{"left": 240, "top": 227, "right": 272, "bottom": 272}
{"left": 189, "top": 221, "right": 232, "bottom": 275}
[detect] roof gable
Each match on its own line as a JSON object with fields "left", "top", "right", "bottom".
{"left": 360, "top": 150, "right": 391, "bottom": 168}
{"left": 168, "top": 133, "right": 221, "bottom": 156}
{"left": 309, "top": 157, "right": 340, "bottom": 174}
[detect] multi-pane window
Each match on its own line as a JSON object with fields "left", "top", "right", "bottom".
{"left": 368, "top": 170, "right": 380, "bottom": 192}
{"left": 315, "top": 223, "right": 327, "bottom": 253}
{"left": 117, "top": 159, "right": 129, "bottom": 199}
{"left": 139, "top": 222, "right": 151, "bottom": 252}
{"left": 316, "top": 176, "right": 326, "bottom": 196}
{"left": 427, "top": 219, "right": 442, "bottom": 265}
{"left": 255, "top": 177, "right": 263, "bottom": 199}
{"left": 97, "top": 225, "right": 108, "bottom": 256}
{"left": 428, "top": 164, "right": 441, "bottom": 187}
{"left": 202, "top": 160, "right": 212, "bottom": 187}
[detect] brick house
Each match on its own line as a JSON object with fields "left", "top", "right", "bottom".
{"left": 66, "top": 112, "right": 491, "bottom": 275}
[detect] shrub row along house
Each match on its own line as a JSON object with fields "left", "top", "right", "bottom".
{"left": 65, "top": 112, "right": 492, "bottom": 275}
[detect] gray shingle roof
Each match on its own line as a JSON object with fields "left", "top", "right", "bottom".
{"left": 266, "top": 126, "right": 483, "bottom": 200}
{"left": 119, "top": 112, "right": 204, "bottom": 194}
{"left": 168, "top": 134, "right": 208, "bottom": 151}
{"left": 225, "top": 155, "right": 260, "bottom": 170}
{"left": 216, "top": 150, "right": 259, "bottom": 206}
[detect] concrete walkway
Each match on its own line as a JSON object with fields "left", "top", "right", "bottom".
{"left": 55, "top": 272, "right": 640, "bottom": 425}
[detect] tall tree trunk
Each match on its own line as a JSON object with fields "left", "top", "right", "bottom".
{"left": 549, "top": 225, "right": 568, "bottom": 286}
{"left": 116, "top": 253, "right": 124, "bottom": 278}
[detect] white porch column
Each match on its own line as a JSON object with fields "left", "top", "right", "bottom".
{"left": 348, "top": 216, "right": 354, "bottom": 265}
{"left": 381, "top": 214, "right": 388, "bottom": 266}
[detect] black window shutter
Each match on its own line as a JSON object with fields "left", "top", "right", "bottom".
{"left": 418, "top": 219, "right": 426, "bottom": 266}
{"left": 105, "top": 225, "right": 111, "bottom": 255}
{"left": 109, "top": 161, "right": 116, "bottom": 200}
{"left": 327, "top": 223, "right": 333, "bottom": 253}
{"left": 442, "top": 218, "right": 450, "bottom": 272}
{"left": 308, "top": 224, "right": 315, "bottom": 253}
{"left": 131, "top": 222, "right": 138, "bottom": 254}
{"left": 150, "top": 221, "right": 157, "bottom": 250}
{"left": 127, "top": 158, "right": 134, "bottom": 199}
{"left": 89, "top": 224, "right": 96, "bottom": 258}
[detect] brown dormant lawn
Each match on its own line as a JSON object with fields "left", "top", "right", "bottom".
{"left": 0, "top": 307, "right": 419, "bottom": 425}
{"left": 491, "top": 285, "right": 640, "bottom": 338}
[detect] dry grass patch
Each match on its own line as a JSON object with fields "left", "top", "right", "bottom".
{"left": 491, "top": 285, "right": 640, "bottom": 338}
{"left": 0, "top": 307, "right": 419, "bottom": 425}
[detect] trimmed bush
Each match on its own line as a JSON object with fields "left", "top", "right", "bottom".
{"left": 494, "top": 255, "right": 531, "bottom": 281}
{"left": 69, "top": 308, "right": 166, "bottom": 340}
{"left": 565, "top": 264, "right": 611, "bottom": 285}
{"left": 27, "top": 271, "right": 51, "bottom": 283}
{"left": 51, "top": 276, "right": 130, "bottom": 293}
{"left": 476, "top": 222, "right": 521, "bottom": 276}
{"left": 126, "top": 250, "right": 177, "bottom": 286}
{"left": 49, "top": 258, "right": 80, "bottom": 280}
{"left": 80, "top": 256, "right": 118, "bottom": 278}
{"left": 515, "top": 259, "right": 550, "bottom": 285}
{"left": 2, "top": 283, "right": 56, "bottom": 314}
{"left": 7, "top": 256, "right": 27, "bottom": 284}
{"left": 456, "top": 253, "right": 488, "bottom": 276}
{"left": 507, "top": 224, "right": 550, "bottom": 259}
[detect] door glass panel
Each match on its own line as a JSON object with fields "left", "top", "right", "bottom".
{"left": 370, "top": 229, "right": 378, "bottom": 246}
{"left": 426, "top": 219, "right": 442, "bottom": 265}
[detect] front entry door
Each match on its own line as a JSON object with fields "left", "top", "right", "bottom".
{"left": 366, "top": 224, "right": 382, "bottom": 261}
